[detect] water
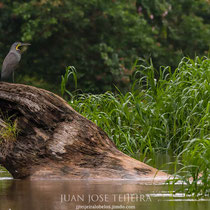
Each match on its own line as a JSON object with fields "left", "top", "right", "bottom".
{"left": 0, "top": 173, "right": 209, "bottom": 210}
{"left": 0, "top": 153, "right": 209, "bottom": 210}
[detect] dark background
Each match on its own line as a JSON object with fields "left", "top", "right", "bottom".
{"left": 0, "top": 0, "right": 209, "bottom": 93}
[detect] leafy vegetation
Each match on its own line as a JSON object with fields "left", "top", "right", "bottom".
{"left": 167, "top": 137, "right": 210, "bottom": 198}
{"left": 0, "top": 116, "right": 18, "bottom": 143}
{"left": 63, "top": 57, "right": 210, "bottom": 198}
{"left": 61, "top": 66, "right": 77, "bottom": 98}
{"left": 0, "top": 0, "right": 209, "bottom": 92}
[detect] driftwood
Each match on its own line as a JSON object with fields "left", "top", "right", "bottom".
{"left": 0, "top": 82, "right": 168, "bottom": 180}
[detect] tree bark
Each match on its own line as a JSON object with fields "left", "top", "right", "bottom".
{"left": 0, "top": 82, "right": 168, "bottom": 180}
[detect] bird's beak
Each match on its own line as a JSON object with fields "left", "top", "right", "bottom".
{"left": 19, "top": 43, "right": 30, "bottom": 53}
{"left": 20, "top": 43, "right": 31, "bottom": 46}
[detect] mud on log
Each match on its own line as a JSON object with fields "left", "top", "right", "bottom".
{"left": 0, "top": 82, "right": 168, "bottom": 180}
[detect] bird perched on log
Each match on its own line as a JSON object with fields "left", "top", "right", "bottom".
{"left": 1, "top": 42, "right": 30, "bottom": 82}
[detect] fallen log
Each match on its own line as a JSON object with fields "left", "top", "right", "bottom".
{"left": 0, "top": 82, "right": 168, "bottom": 180}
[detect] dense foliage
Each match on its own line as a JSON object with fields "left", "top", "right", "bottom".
{"left": 0, "top": 0, "right": 210, "bottom": 92}
{"left": 68, "top": 57, "right": 210, "bottom": 156}
{"left": 67, "top": 57, "right": 210, "bottom": 197}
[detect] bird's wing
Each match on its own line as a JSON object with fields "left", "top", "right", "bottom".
{"left": 1, "top": 52, "right": 20, "bottom": 80}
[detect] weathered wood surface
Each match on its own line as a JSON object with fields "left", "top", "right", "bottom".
{"left": 0, "top": 82, "right": 168, "bottom": 180}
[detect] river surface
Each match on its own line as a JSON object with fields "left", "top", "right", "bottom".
{"left": 0, "top": 167, "right": 209, "bottom": 210}
{"left": 0, "top": 153, "right": 209, "bottom": 210}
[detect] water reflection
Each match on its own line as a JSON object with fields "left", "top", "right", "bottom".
{"left": 0, "top": 179, "right": 209, "bottom": 210}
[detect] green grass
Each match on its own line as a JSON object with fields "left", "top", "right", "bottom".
{"left": 0, "top": 115, "right": 18, "bottom": 144}
{"left": 63, "top": 56, "right": 210, "bottom": 198}
{"left": 0, "top": 117, "right": 17, "bottom": 178}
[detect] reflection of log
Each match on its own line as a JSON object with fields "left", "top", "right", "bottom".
{"left": 0, "top": 180, "right": 162, "bottom": 209}
{"left": 0, "top": 82, "right": 168, "bottom": 180}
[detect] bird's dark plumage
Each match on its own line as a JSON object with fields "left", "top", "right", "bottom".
{"left": 1, "top": 52, "right": 21, "bottom": 80}
{"left": 1, "top": 42, "right": 30, "bottom": 81}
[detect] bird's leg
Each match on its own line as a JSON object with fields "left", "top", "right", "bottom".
{"left": 12, "top": 71, "right": 15, "bottom": 83}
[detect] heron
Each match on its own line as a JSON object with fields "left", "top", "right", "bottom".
{"left": 1, "top": 42, "right": 30, "bottom": 82}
